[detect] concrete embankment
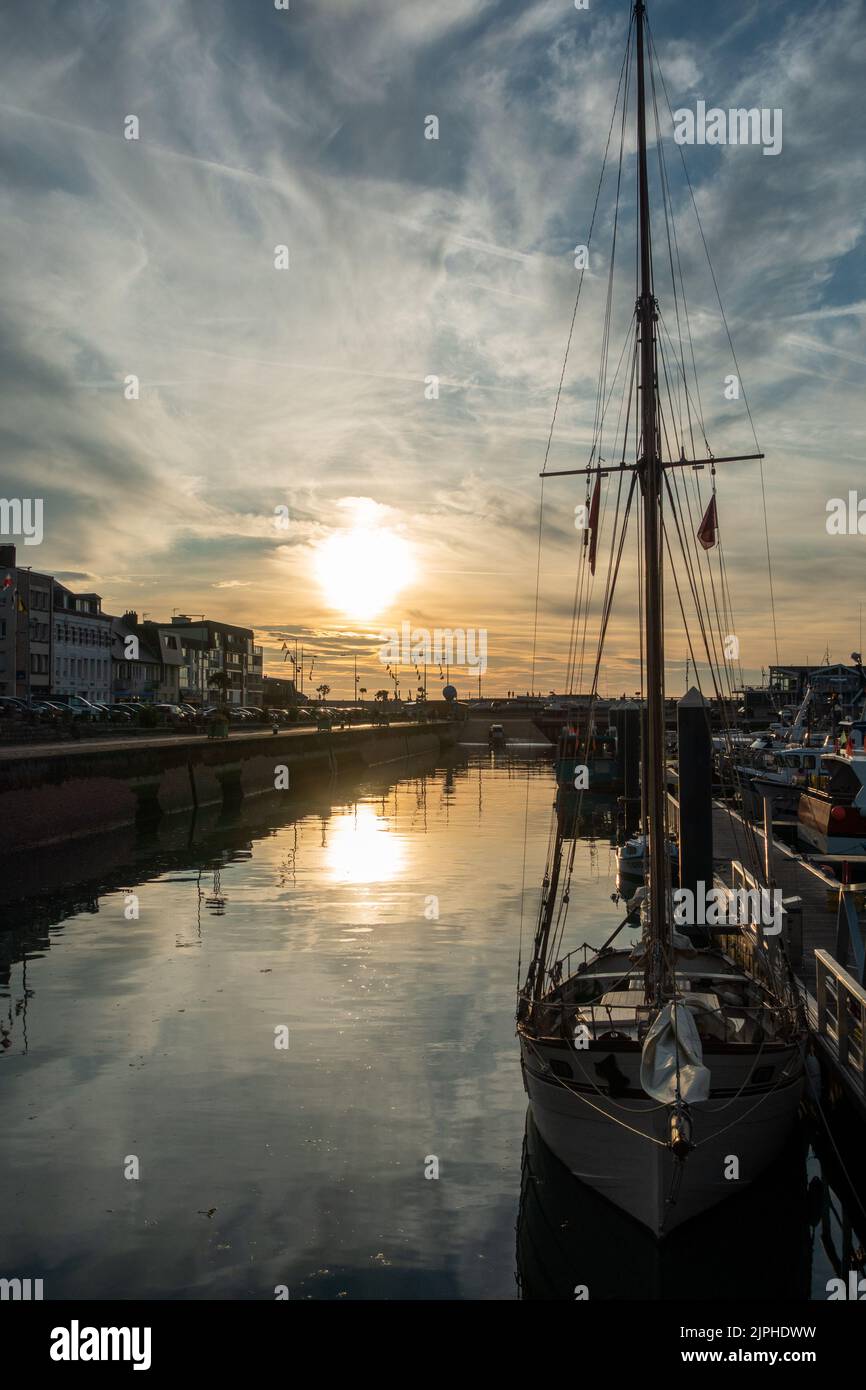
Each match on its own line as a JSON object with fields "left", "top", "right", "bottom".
{"left": 458, "top": 716, "right": 553, "bottom": 746}
{"left": 0, "top": 721, "right": 453, "bottom": 853}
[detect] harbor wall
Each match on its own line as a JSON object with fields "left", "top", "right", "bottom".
{"left": 0, "top": 722, "right": 451, "bottom": 852}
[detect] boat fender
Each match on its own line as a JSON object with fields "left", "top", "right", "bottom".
{"left": 669, "top": 1106, "right": 694, "bottom": 1158}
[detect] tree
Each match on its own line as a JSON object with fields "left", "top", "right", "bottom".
{"left": 374, "top": 689, "right": 389, "bottom": 703}
{"left": 211, "top": 670, "right": 231, "bottom": 699}
{"left": 316, "top": 683, "right": 331, "bottom": 702}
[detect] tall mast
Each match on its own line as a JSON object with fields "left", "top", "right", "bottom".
{"left": 635, "top": 0, "right": 668, "bottom": 997}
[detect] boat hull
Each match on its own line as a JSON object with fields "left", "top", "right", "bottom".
{"left": 519, "top": 1036, "right": 803, "bottom": 1237}
{"left": 797, "top": 790, "right": 866, "bottom": 854}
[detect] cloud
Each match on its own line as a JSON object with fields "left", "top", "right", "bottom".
{"left": 0, "top": 0, "right": 863, "bottom": 690}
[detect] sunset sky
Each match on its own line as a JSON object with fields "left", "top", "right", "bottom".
{"left": 1, "top": 0, "right": 864, "bottom": 698}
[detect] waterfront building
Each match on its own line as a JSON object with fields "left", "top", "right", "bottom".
{"left": 169, "top": 615, "right": 258, "bottom": 706}
{"left": 52, "top": 583, "right": 113, "bottom": 704}
{"left": 0, "top": 543, "right": 54, "bottom": 701}
{"left": 110, "top": 613, "right": 165, "bottom": 704}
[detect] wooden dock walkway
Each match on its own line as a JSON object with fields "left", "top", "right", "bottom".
{"left": 711, "top": 800, "right": 866, "bottom": 1118}
{"left": 710, "top": 800, "right": 838, "bottom": 998}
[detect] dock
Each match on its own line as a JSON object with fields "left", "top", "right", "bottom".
{"left": 711, "top": 800, "right": 866, "bottom": 1120}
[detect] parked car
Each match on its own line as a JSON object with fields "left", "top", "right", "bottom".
{"left": 101, "top": 703, "right": 133, "bottom": 723}
{"left": 153, "top": 703, "right": 190, "bottom": 728}
{"left": 30, "top": 700, "right": 65, "bottom": 722}
{"left": 0, "top": 696, "right": 29, "bottom": 720}
{"left": 49, "top": 695, "right": 103, "bottom": 721}
{"left": 104, "top": 700, "right": 134, "bottom": 722}
{"left": 263, "top": 707, "right": 289, "bottom": 725}
{"left": 179, "top": 703, "right": 200, "bottom": 721}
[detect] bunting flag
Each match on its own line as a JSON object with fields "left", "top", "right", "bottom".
{"left": 587, "top": 473, "right": 601, "bottom": 575}
{"left": 697, "top": 494, "right": 718, "bottom": 551}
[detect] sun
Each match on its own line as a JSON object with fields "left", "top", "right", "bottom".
{"left": 314, "top": 523, "right": 415, "bottom": 619}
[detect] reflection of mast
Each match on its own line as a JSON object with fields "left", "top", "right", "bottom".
{"left": 200, "top": 861, "right": 228, "bottom": 914}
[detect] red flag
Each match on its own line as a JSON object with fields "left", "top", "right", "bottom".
{"left": 697, "top": 494, "right": 718, "bottom": 551}
{"left": 587, "top": 473, "right": 601, "bottom": 575}
{"left": 2, "top": 573, "right": 12, "bottom": 590}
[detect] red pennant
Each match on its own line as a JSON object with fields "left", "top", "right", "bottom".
{"left": 587, "top": 474, "right": 601, "bottom": 575}
{"left": 697, "top": 494, "right": 718, "bottom": 551}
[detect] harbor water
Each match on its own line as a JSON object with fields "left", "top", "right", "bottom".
{"left": 0, "top": 750, "right": 861, "bottom": 1299}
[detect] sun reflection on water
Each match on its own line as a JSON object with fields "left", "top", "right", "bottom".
{"left": 324, "top": 803, "right": 406, "bottom": 884}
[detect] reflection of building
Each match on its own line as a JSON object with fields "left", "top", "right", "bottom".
{"left": 52, "top": 583, "right": 113, "bottom": 704}
{"left": 0, "top": 544, "right": 53, "bottom": 700}
{"left": 168, "top": 615, "right": 257, "bottom": 706}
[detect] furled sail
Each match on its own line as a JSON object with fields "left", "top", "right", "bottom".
{"left": 639, "top": 1002, "right": 711, "bottom": 1104}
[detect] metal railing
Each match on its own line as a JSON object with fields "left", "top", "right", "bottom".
{"left": 815, "top": 949, "right": 866, "bottom": 1101}
{"left": 517, "top": 987, "right": 794, "bottom": 1044}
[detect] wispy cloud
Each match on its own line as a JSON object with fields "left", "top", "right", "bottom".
{"left": 0, "top": 0, "right": 863, "bottom": 690}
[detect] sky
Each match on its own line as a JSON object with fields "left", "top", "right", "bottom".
{"left": 0, "top": 0, "right": 864, "bottom": 699}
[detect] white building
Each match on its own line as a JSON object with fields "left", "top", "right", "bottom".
{"left": 52, "top": 584, "right": 113, "bottom": 704}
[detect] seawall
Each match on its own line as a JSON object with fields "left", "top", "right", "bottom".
{"left": 0, "top": 721, "right": 453, "bottom": 852}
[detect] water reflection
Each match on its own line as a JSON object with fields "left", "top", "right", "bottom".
{"left": 516, "top": 1105, "right": 866, "bottom": 1301}
{"left": 0, "top": 748, "right": 863, "bottom": 1300}
{"left": 324, "top": 804, "right": 406, "bottom": 884}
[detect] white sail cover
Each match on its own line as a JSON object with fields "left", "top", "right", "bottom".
{"left": 640, "top": 1002, "right": 711, "bottom": 1104}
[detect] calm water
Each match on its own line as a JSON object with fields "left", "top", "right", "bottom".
{"left": 0, "top": 751, "right": 861, "bottom": 1300}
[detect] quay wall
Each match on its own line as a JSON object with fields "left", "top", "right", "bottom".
{"left": 0, "top": 722, "right": 452, "bottom": 853}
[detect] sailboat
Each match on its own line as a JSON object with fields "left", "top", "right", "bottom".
{"left": 517, "top": 0, "right": 806, "bottom": 1237}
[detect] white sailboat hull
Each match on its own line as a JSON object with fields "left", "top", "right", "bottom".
{"left": 520, "top": 1037, "right": 803, "bottom": 1237}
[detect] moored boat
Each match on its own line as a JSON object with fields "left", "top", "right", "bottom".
{"left": 516, "top": 0, "right": 806, "bottom": 1239}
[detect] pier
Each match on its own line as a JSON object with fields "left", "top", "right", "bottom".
{"left": 0, "top": 720, "right": 454, "bottom": 853}
{"left": 712, "top": 800, "right": 866, "bottom": 1120}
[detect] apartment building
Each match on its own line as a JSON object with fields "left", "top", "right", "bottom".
{"left": 0, "top": 543, "right": 53, "bottom": 701}
{"left": 169, "top": 615, "right": 258, "bottom": 705}
{"left": 53, "top": 583, "right": 113, "bottom": 704}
